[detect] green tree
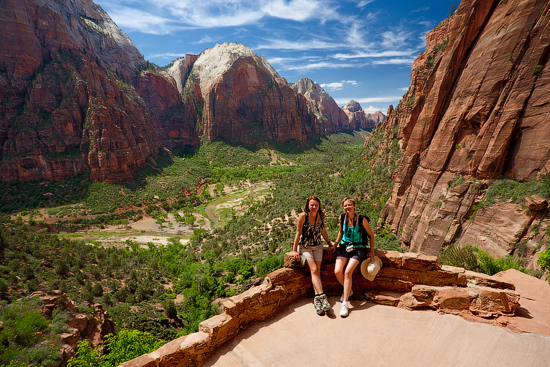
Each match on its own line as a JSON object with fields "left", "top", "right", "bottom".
{"left": 67, "top": 330, "right": 165, "bottom": 367}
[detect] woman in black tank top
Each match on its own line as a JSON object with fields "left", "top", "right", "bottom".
{"left": 292, "top": 196, "right": 335, "bottom": 315}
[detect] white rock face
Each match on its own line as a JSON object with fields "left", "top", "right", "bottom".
{"left": 191, "top": 43, "right": 282, "bottom": 92}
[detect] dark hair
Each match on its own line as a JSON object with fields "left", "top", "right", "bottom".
{"left": 304, "top": 196, "right": 325, "bottom": 223}
{"left": 341, "top": 197, "right": 356, "bottom": 206}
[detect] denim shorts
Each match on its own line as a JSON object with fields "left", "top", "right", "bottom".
{"left": 299, "top": 244, "right": 323, "bottom": 262}
{"left": 337, "top": 243, "right": 365, "bottom": 261}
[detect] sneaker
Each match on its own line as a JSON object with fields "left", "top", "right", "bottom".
{"left": 319, "top": 294, "right": 331, "bottom": 312}
{"left": 340, "top": 289, "right": 353, "bottom": 302}
{"left": 314, "top": 295, "right": 324, "bottom": 315}
{"left": 340, "top": 301, "right": 349, "bottom": 317}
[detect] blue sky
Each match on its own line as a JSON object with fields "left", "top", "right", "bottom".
{"left": 94, "top": 0, "right": 459, "bottom": 114}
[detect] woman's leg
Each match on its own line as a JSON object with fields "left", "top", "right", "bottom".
{"left": 334, "top": 257, "right": 348, "bottom": 286}
{"left": 306, "top": 259, "right": 324, "bottom": 294}
{"left": 343, "top": 258, "right": 361, "bottom": 302}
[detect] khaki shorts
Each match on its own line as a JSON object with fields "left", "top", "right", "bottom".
{"left": 299, "top": 244, "right": 323, "bottom": 263}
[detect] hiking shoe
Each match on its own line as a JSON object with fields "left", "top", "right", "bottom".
{"left": 340, "top": 301, "right": 349, "bottom": 317}
{"left": 314, "top": 295, "right": 324, "bottom": 315}
{"left": 319, "top": 294, "right": 331, "bottom": 312}
{"left": 340, "top": 289, "right": 353, "bottom": 302}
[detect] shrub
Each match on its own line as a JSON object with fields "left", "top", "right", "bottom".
{"left": 438, "top": 244, "right": 528, "bottom": 275}
{"left": 438, "top": 244, "right": 480, "bottom": 272}
{"left": 537, "top": 249, "right": 550, "bottom": 280}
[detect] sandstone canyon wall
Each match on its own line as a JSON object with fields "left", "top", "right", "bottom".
{"left": 342, "top": 100, "right": 381, "bottom": 130}
{"left": 378, "top": 0, "right": 550, "bottom": 262}
{"left": 1, "top": 0, "right": 370, "bottom": 183}
{"left": 0, "top": 0, "right": 174, "bottom": 182}
{"left": 167, "top": 43, "right": 333, "bottom": 145}
{"left": 290, "top": 78, "right": 350, "bottom": 133}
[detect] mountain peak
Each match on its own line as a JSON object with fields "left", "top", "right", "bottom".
{"left": 343, "top": 100, "right": 363, "bottom": 113}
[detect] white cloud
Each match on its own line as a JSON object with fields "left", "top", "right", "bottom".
{"left": 332, "top": 50, "right": 414, "bottom": 59}
{"left": 147, "top": 52, "right": 188, "bottom": 60}
{"left": 334, "top": 96, "right": 401, "bottom": 104}
{"left": 362, "top": 105, "right": 384, "bottom": 114}
{"left": 193, "top": 35, "right": 215, "bottom": 44}
{"left": 322, "top": 82, "right": 344, "bottom": 90}
{"left": 356, "top": 0, "right": 376, "bottom": 8}
{"left": 372, "top": 58, "right": 416, "bottom": 65}
{"left": 101, "top": 0, "right": 339, "bottom": 30}
{"left": 284, "top": 61, "right": 360, "bottom": 71}
{"left": 102, "top": 6, "right": 182, "bottom": 35}
{"left": 256, "top": 39, "right": 343, "bottom": 51}
{"left": 398, "top": 87, "right": 409, "bottom": 91}
{"left": 410, "top": 6, "right": 430, "bottom": 13}
{"left": 320, "top": 80, "right": 358, "bottom": 91}
{"left": 380, "top": 29, "right": 413, "bottom": 49}
{"left": 262, "top": 0, "right": 335, "bottom": 22}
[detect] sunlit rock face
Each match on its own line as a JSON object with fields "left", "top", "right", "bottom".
{"left": 168, "top": 43, "right": 328, "bottom": 145}
{"left": 342, "top": 100, "right": 384, "bottom": 130}
{"left": 379, "top": 0, "right": 550, "bottom": 256}
{"left": 0, "top": 0, "right": 165, "bottom": 182}
{"left": 291, "top": 78, "right": 350, "bottom": 133}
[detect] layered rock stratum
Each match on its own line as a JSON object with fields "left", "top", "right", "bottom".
{"left": 0, "top": 0, "right": 381, "bottom": 182}
{"left": 0, "top": 0, "right": 165, "bottom": 182}
{"left": 167, "top": 43, "right": 334, "bottom": 145}
{"left": 342, "top": 100, "right": 381, "bottom": 130}
{"left": 378, "top": 0, "right": 550, "bottom": 260}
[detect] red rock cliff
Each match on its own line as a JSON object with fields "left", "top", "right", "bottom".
{"left": 342, "top": 100, "right": 384, "bottom": 130}
{"left": 0, "top": 0, "right": 170, "bottom": 182}
{"left": 379, "top": 0, "right": 550, "bottom": 256}
{"left": 291, "top": 78, "right": 350, "bottom": 133}
{"left": 168, "top": 43, "right": 332, "bottom": 145}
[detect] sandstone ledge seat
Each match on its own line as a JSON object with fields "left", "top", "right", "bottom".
{"left": 121, "top": 249, "right": 540, "bottom": 367}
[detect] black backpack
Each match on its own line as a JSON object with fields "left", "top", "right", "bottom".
{"left": 339, "top": 213, "right": 370, "bottom": 248}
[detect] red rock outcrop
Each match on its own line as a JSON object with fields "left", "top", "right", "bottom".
{"left": 367, "top": 110, "right": 386, "bottom": 124}
{"left": 168, "top": 43, "right": 329, "bottom": 145}
{"left": 30, "top": 290, "right": 115, "bottom": 365}
{"left": 291, "top": 78, "right": 350, "bottom": 132}
{"left": 342, "top": 100, "right": 383, "bottom": 130}
{"left": 379, "top": 0, "right": 550, "bottom": 256}
{"left": 0, "top": 0, "right": 167, "bottom": 182}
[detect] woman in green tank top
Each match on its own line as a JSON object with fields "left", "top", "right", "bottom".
{"left": 333, "top": 197, "right": 375, "bottom": 317}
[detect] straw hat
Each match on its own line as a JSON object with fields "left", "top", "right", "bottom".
{"left": 361, "top": 256, "right": 382, "bottom": 281}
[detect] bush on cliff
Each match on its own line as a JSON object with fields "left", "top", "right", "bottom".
{"left": 67, "top": 329, "right": 165, "bottom": 367}
{"left": 438, "top": 244, "right": 528, "bottom": 275}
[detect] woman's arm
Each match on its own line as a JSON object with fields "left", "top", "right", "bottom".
{"left": 363, "top": 217, "right": 375, "bottom": 258}
{"left": 321, "top": 226, "right": 333, "bottom": 247}
{"left": 292, "top": 213, "right": 306, "bottom": 258}
{"left": 334, "top": 217, "right": 343, "bottom": 246}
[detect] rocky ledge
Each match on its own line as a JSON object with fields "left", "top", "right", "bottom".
{"left": 121, "top": 249, "right": 520, "bottom": 367}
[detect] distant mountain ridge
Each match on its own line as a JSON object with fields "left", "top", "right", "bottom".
{"left": 0, "top": 0, "right": 384, "bottom": 183}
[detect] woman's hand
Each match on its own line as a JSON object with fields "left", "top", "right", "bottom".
{"left": 328, "top": 243, "right": 336, "bottom": 253}
{"left": 293, "top": 251, "right": 300, "bottom": 261}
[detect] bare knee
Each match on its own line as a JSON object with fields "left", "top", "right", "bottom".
{"left": 308, "top": 262, "right": 319, "bottom": 275}
{"left": 344, "top": 267, "right": 354, "bottom": 279}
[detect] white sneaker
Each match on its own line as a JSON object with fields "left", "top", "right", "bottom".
{"left": 340, "top": 302, "right": 349, "bottom": 317}
{"left": 340, "top": 289, "right": 353, "bottom": 302}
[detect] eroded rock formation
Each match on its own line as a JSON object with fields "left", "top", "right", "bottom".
{"left": 0, "top": 0, "right": 166, "bottom": 182}
{"left": 31, "top": 290, "right": 115, "bottom": 364}
{"left": 342, "top": 100, "right": 383, "bottom": 130}
{"left": 291, "top": 78, "right": 350, "bottom": 133}
{"left": 167, "top": 43, "right": 326, "bottom": 145}
{"left": 1, "top": 1, "right": 360, "bottom": 183}
{"left": 379, "top": 0, "right": 550, "bottom": 257}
